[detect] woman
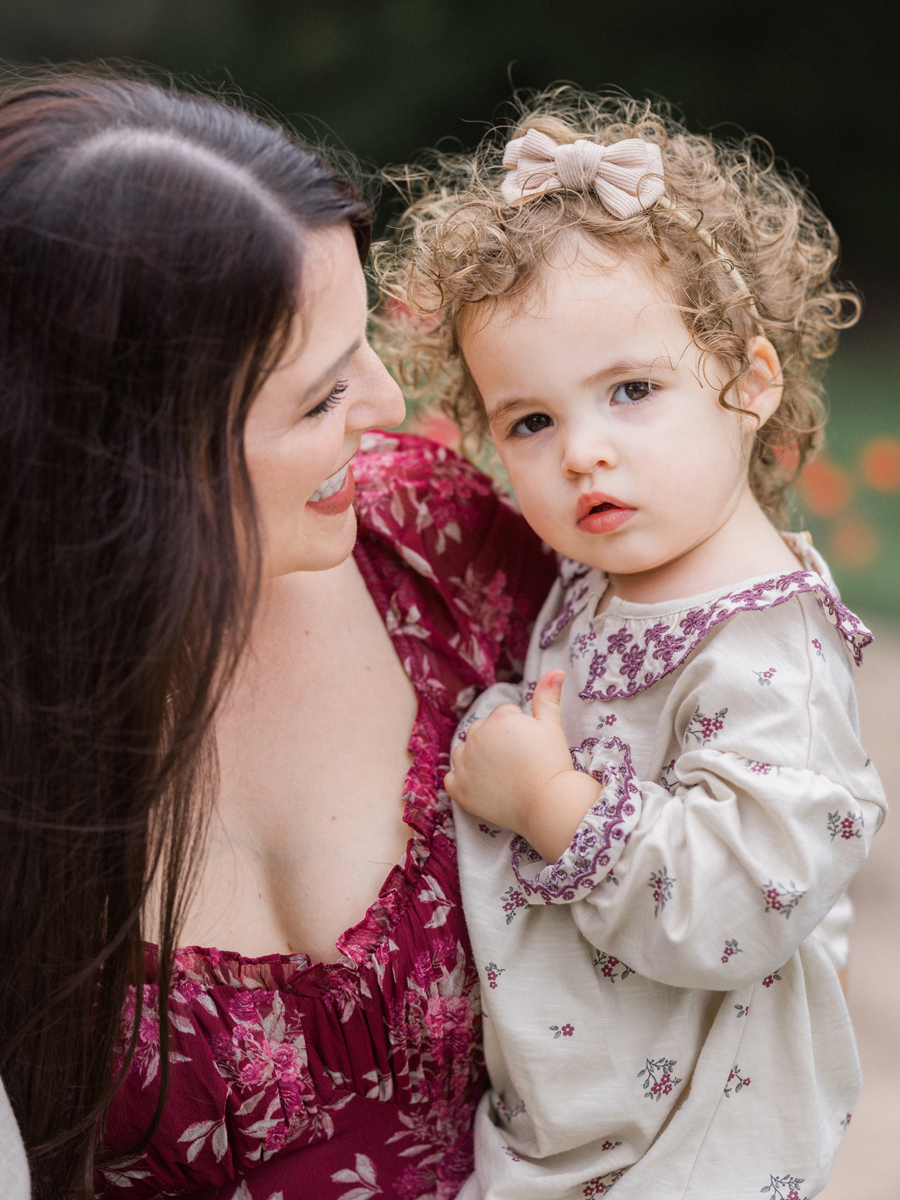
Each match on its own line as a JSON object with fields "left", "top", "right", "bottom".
{"left": 0, "top": 71, "right": 554, "bottom": 1198}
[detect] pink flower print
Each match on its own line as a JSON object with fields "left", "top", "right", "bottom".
{"left": 827, "top": 809, "right": 864, "bottom": 841}
{"left": 600, "top": 1139, "right": 622, "bottom": 1152}
{"left": 721, "top": 938, "right": 742, "bottom": 964}
{"left": 549, "top": 1023, "right": 574, "bottom": 1039}
{"left": 478, "top": 823, "right": 501, "bottom": 838}
{"left": 648, "top": 867, "right": 675, "bottom": 917}
{"left": 484, "top": 962, "right": 505, "bottom": 989}
{"left": 761, "top": 879, "right": 804, "bottom": 919}
{"left": 754, "top": 667, "right": 777, "bottom": 685}
{"left": 606, "top": 627, "right": 633, "bottom": 655}
{"left": 603, "top": 713, "right": 617, "bottom": 726}
{"left": 761, "top": 1175, "right": 806, "bottom": 1200}
{"left": 638, "top": 1056, "right": 682, "bottom": 1101}
{"left": 686, "top": 704, "right": 729, "bottom": 745}
{"left": 501, "top": 885, "right": 531, "bottom": 925}
{"left": 503, "top": 1145, "right": 521, "bottom": 1163}
{"left": 593, "top": 950, "right": 635, "bottom": 981}
{"left": 812, "top": 637, "right": 825, "bottom": 659}
{"left": 724, "top": 1063, "right": 750, "bottom": 1096}
{"left": 761, "top": 970, "right": 782, "bottom": 987}
{"left": 734, "top": 1003, "right": 750, "bottom": 1017}
{"left": 747, "top": 760, "right": 774, "bottom": 775}
{"left": 841, "top": 1112, "right": 852, "bottom": 1131}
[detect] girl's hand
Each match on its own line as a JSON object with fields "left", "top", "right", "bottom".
{"left": 445, "top": 671, "right": 601, "bottom": 862}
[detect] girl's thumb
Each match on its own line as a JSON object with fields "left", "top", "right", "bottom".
{"left": 530, "top": 670, "right": 565, "bottom": 725}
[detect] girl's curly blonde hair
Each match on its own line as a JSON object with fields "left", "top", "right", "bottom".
{"left": 373, "top": 87, "right": 859, "bottom": 523}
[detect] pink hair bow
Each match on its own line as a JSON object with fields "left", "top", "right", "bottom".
{"left": 500, "top": 129, "right": 665, "bottom": 217}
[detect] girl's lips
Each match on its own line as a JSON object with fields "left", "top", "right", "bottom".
{"left": 576, "top": 491, "right": 636, "bottom": 535}
{"left": 306, "top": 463, "right": 355, "bottom": 515}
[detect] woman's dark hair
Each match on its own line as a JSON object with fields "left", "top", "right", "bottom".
{"left": 0, "top": 68, "right": 370, "bottom": 1197}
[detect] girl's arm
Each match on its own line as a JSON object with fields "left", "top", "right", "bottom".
{"left": 448, "top": 602, "right": 887, "bottom": 991}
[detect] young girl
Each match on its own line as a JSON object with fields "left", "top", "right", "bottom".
{"left": 379, "top": 91, "right": 887, "bottom": 1199}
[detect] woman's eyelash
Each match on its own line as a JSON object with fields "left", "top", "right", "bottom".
{"left": 306, "top": 377, "right": 348, "bottom": 418}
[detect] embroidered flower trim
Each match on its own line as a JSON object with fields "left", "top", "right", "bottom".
{"left": 509, "top": 736, "right": 641, "bottom": 902}
{"left": 539, "top": 567, "right": 872, "bottom": 701}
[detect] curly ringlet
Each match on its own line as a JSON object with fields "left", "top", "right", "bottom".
{"left": 373, "top": 87, "right": 859, "bottom": 523}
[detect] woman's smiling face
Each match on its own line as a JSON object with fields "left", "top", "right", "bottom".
{"left": 243, "top": 223, "right": 405, "bottom": 576}
{"left": 461, "top": 241, "right": 773, "bottom": 584}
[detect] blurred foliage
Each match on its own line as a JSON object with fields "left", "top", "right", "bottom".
{"left": 1, "top": 0, "right": 898, "bottom": 613}
{"left": 0, "top": 0, "right": 899, "bottom": 286}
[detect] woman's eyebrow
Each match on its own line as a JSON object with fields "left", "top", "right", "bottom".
{"left": 300, "top": 339, "right": 362, "bottom": 402}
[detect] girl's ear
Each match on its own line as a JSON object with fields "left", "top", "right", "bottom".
{"left": 741, "top": 336, "right": 784, "bottom": 424}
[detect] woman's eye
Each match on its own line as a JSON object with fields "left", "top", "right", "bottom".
{"left": 512, "top": 412, "right": 553, "bottom": 436}
{"left": 306, "top": 378, "right": 348, "bottom": 418}
{"left": 612, "top": 380, "right": 655, "bottom": 405}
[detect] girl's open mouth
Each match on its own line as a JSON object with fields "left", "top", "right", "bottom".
{"left": 576, "top": 492, "right": 636, "bottom": 535}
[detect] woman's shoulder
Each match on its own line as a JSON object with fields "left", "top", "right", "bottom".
{"left": 353, "top": 431, "right": 557, "bottom": 683}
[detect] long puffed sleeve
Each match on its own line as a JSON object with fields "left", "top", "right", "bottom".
{"left": 502, "top": 590, "right": 886, "bottom": 991}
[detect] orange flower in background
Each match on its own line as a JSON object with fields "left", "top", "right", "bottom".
{"left": 860, "top": 437, "right": 900, "bottom": 492}
{"left": 830, "top": 516, "right": 879, "bottom": 569}
{"left": 799, "top": 456, "right": 851, "bottom": 516}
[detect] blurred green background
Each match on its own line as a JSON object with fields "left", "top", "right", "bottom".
{"left": 1, "top": 0, "right": 897, "bottom": 616}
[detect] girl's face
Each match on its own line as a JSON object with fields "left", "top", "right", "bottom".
{"left": 244, "top": 224, "right": 405, "bottom": 576}
{"left": 461, "top": 243, "right": 780, "bottom": 583}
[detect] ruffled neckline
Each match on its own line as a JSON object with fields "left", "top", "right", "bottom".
{"left": 540, "top": 533, "right": 872, "bottom": 702}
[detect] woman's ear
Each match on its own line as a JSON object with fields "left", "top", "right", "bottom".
{"left": 741, "top": 336, "right": 784, "bottom": 424}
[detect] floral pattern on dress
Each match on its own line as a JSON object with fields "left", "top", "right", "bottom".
{"left": 96, "top": 435, "right": 557, "bottom": 1200}
{"left": 827, "top": 810, "right": 864, "bottom": 840}
{"left": 721, "top": 939, "right": 742, "bottom": 964}
{"left": 754, "top": 668, "right": 777, "bottom": 685}
{"left": 761, "top": 880, "right": 805, "bottom": 919}
{"left": 484, "top": 963, "right": 505, "bottom": 989}
{"left": 582, "top": 1168, "right": 627, "bottom": 1196}
{"left": 686, "top": 705, "right": 728, "bottom": 745}
{"left": 761, "top": 1172, "right": 807, "bottom": 1200}
{"left": 546, "top": 568, "right": 873, "bottom": 702}
{"left": 508, "top": 736, "right": 641, "bottom": 903}
{"left": 649, "top": 867, "right": 675, "bottom": 917}
{"left": 637, "top": 1057, "right": 682, "bottom": 1101}
{"left": 593, "top": 951, "right": 635, "bottom": 981}
{"left": 724, "top": 1064, "right": 751, "bottom": 1097}
{"left": 549, "top": 1023, "right": 575, "bottom": 1039}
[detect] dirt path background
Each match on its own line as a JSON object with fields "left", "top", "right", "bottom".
{"left": 819, "top": 618, "right": 899, "bottom": 1199}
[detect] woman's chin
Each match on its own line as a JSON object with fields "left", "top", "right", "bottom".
{"left": 263, "top": 509, "right": 359, "bottom": 577}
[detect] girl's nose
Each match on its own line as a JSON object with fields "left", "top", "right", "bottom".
{"left": 561, "top": 425, "right": 618, "bottom": 477}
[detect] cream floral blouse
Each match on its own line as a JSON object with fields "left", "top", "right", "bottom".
{"left": 452, "top": 535, "right": 887, "bottom": 1200}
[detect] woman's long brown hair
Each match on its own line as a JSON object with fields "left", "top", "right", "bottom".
{"left": 0, "top": 69, "right": 370, "bottom": 1197}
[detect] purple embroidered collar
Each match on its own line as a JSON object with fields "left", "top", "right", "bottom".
{"left": 540, "top": 559, "right": 872, "bottom": 703}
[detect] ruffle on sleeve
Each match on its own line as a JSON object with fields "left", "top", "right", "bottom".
{"left": 508, "top": 735, "right": 642, "bottom": 904}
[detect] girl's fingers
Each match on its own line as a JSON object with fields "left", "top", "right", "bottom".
{"left": 530, "top": 670, "right": 566, "bottom": 725}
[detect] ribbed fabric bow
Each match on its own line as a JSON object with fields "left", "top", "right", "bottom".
{"left": 500, "top": 129, "right": 665, "bottom": 217}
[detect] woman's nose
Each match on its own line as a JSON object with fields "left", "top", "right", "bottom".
{"left": 349, "top": 344, "right": 406, "bottom": 432}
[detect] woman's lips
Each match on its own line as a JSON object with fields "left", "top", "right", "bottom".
{"left": 576, "top": 491, "right": 636, "bottom": 535}
{"left": 306, "top": 462, "right": 355, "bottom": 515}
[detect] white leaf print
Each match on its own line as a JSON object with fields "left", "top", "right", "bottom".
{"left": 398, "top": 1144, "right": 430, "bottom": 1157}
{"left": 443, "top": 521, "right": 462, "bottom": 543}
{"left": 354, "top": 1154, "right": 377, "bottom": 1186}
{"left": 424, "top": 903, "right": 451, "bottom": 929}
{"left": 397, "top": 544, "right": 437, "bottom": 582}
{"left": 235, "top": 1091, "right": 265, "bottom": 1117}
{"left": 266, "top": 1193, "right": 284, "bottom": 1200}
{"left": 197, "top": 992, "right": 218, "bottom": 1015}
{"left": 212, "top": 1121, "right": 228, "bottom": 1162}
{"left": 186, "top": 1138, "right": 206, "bottom": 1163}
{"left": 170, "top": 1013, "right": 195, "bottom": 1034}
{"left": 336, "top": 1189, "right": 378, "bottom": 1200}
{"left": 168, "top": 1051, "right": 192, "bottom": 1064}
{"left": 230, "top": 1182, "right": 252, "bottom": 1200}
{"left": 331, "top": 1170, "right": 361, "bottom": 1184}
{"left": 179, "top": 1120, "right": 218, "bottom": 1142}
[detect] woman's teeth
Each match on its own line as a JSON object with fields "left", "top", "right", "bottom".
{"left": 309, "top": 462, "right": 349, "bottom": 503}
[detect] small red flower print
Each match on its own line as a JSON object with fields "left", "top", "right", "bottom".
{"left": 501, "top": 885, "right": 531, "bottom": 925}
{"left": 827, "top": 809, "right": 864, "bottom": 841}
{"left": 593, "top": 950, "right": 635, "bottom": 981}
{"left": 478, "top": 822, "right": 501, "bottom": 837}
{"left": 721, "top": 938, "right": 742, "bottom": 964}
{"left": 754, "top": 667, "right": 777, "bottom": 685}
{"left": 648, "top": 867, "right": 675, "bottom": 916}
{"left": 686, "top": 704, "right": 729, "bottom": 745}
{"left": 603, "top": 714, "right": 617, "bottom": 725}
{"left": 549, "top": 1023, "right": 574, "bottom": 1039}
{"left": 761, "top": 971, "right": 782, "bottom": 988}
{"left": 638, "top": 1056, "right": 682, "bottom": 1101}
{"left": 761, "top": 1171, "right": 806, "bottom": 1199}
{"left": 761, "top": 880, "right": 804, "bottom": 919}
{"left": 600, "top": 1139, "right": 622, "bottom": 1152}
{"left": 841, "top": 1112, "right": 852, "bottom": 1131}
{"left": 484, "top": 962, "right": 505, "bottom": 989}
{"left": 724, "top": 1063, "right": 750, "bottom": 1096}
{"left": 812, "top": 638, "right": 825, "bottom": 659}
{"left": 734, "top": 1003, "right": 750, "bottom": 1018}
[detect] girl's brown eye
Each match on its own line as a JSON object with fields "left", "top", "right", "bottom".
{"left": 515, "top": 412, "right": 553, "bottom": 435}
{"left": 613, "top": 381, "right": 655, "bottom": 405}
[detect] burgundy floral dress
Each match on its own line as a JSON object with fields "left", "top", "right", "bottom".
{"left": 97, "top": 432, "right": 556, "bottom": 1200}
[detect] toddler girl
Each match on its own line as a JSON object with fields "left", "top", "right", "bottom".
{"left": 379, "top": 91, "right": 886, "bottom": 1199}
